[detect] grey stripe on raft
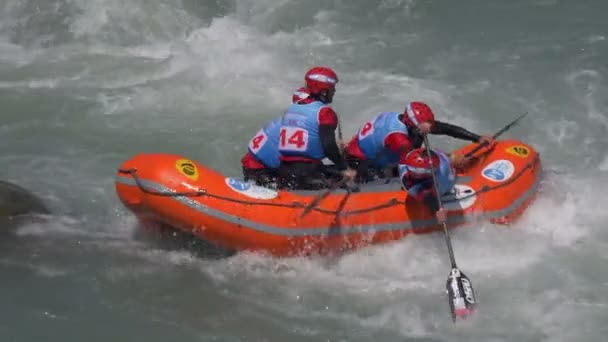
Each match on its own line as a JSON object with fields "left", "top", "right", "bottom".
{"left": 115, "top": 173, "right": 541, "bottom": 237}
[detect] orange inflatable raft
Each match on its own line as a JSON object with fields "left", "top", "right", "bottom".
{"left": 115, "top": 139, "right": 542, "bottom": 257}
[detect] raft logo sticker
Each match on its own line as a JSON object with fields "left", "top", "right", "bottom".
{"left": 175, "top": 159, "right": 199, "bottom": 181}
{"left": 225, "top": 178, "right": 278, "bottom": 200}
{"left": 441, "top": 184, "right": 477, "bottom": 211}
{"left": 482, "top": 159, "right": 515, "bottom": 182}
{"left": 505, "top": 145, "right": 529, "bottom": 158}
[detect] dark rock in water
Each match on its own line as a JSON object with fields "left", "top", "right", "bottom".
{"left": 0, "top": 180, "right": 49, "bottom": 224}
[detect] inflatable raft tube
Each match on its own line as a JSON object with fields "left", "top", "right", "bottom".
{"left": 115, "top": 139, "right": 542, "bottom": 257}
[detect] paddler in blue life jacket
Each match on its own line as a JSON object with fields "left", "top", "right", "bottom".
{"left": 399, "top": 147, "right": 457, "bottom": 223}
{"left": 241, "top": 87, "right": 313, "bottom": 187}
{"left": 277, "top": 66, "right": 356, "bottom": 190}
{"left": 345, "top": 102, "right": 494, "bottom": 181}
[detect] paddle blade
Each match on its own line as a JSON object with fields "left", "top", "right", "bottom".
{"left": 446, "top": 268, "right": 477, "bottom": 322}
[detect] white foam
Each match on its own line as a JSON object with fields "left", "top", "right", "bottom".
{"left": 0, "top": 37, "right": 40, "bottom": 66}
{"left": 85, "top": 14, "right": 304, "bottom": 116}
{"left": 586, "top": 35, "right": 606, "bottom": 44}
{"left": 67, "top": 0, "right": 201, "bottom": 44}
{"left": 0, "top": 258, "right": 71, "bottom": 278}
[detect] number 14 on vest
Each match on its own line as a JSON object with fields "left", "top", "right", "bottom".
{"left": 280, "top": 127, "right": 309, "bottom": 151}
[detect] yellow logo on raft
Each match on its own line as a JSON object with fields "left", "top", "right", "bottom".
{"left": 505, "top": 145, "right": 529, "bottom": 158}
{"left": 175, "top": 159, "right": 199, "bottom": 181}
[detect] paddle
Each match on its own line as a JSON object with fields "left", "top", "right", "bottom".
{"left": 423, "top": 135, "right": 477, "bottom": 322}
{"left": 464, "top": 111, "right": 529, "bottom": 158}
{"left": 298, "top": 113, "right": 347, "bottom": 218}
{"left": 336, "top": 112, "right": 345, "bottom": 154}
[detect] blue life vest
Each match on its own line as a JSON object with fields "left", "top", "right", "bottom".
{"left": 356, "top": 112, "right": 409, "bottom": 168}
{"left": 247, "top": 116, "right": 282, "bottom": 168}
{"left": 278, "top": 101, "right": 327, "bottom": 160}
{"left": 398, "top": 149, "right": 456, "bottom": 198}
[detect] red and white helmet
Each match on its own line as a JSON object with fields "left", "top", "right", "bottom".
{"left": 402, "top": 101, "right": 435, "bottom": 128}
{"left": 304, "top": 66, "right": 338, "bottom": 95}
{"left": 402, "top": 147, "right": 440, "bottom": 179}
{"left": 292, "top": 87, "right": 310, "bottom": 104}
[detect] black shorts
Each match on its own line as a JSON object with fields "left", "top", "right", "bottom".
{"left": 277, "top": 161, "right": 335, "bottom": 190}
{"left": 344, "top": 154, "right": 397, "bottom": 183}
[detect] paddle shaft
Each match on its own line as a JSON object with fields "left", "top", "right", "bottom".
{"left": 464, "top": 111, "right": 528, "bottom": 158}
{"left": 423, "top": 135, "right": 458, "bottom": 268}
{"left": 299, "top": 178, "right": 347, "bottom": 217}
{"left": 337, "top": 113, "right": 344, "bottom": 155}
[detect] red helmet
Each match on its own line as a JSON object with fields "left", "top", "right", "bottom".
{"left": 292, "top": 87, "right": 310, "bottom": 104}
{"left": 402, "top": 101, "right": 435, "bottom": 128}
{"left": 402, "top": 148, "right": 440, "bottom": 179}
{"left": 304, "top": 66, "right": 338, "bottom": 95}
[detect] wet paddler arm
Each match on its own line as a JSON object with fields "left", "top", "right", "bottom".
{"left": 433, "top": 121, "right": 481, "bottom": 142}
{"left": 320, "top": 125, "right": 347, "bottom": 170}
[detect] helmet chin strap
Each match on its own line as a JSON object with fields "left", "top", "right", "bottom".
{"left": 319, "top": 90, "right": 334, "bottom": 104}
{"left": 310, "top": 92, "right": 330, "bottom": 103}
